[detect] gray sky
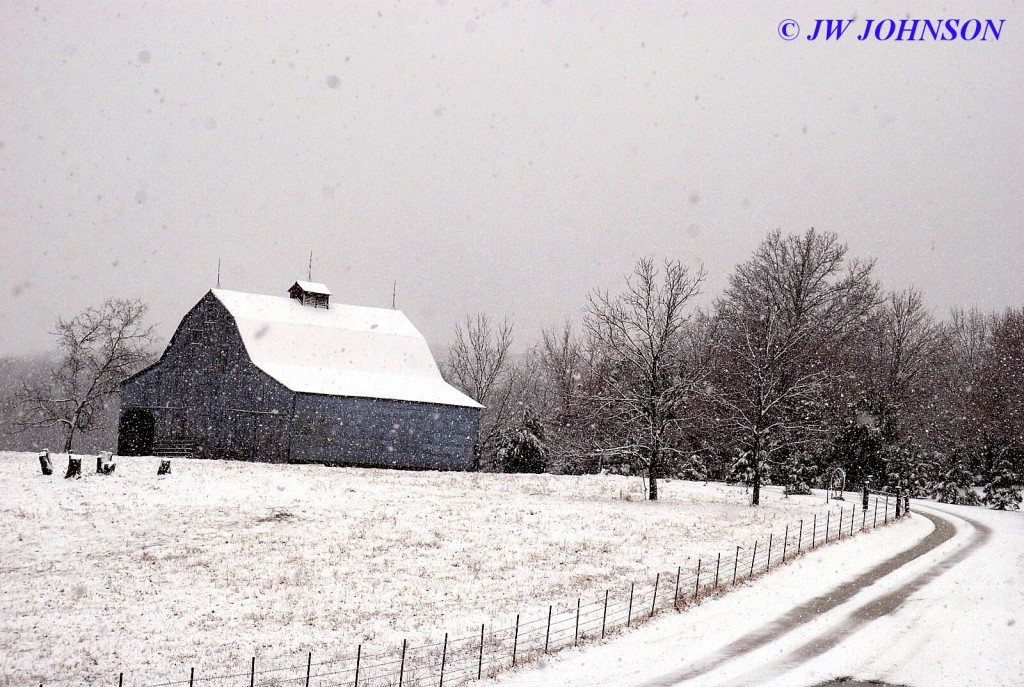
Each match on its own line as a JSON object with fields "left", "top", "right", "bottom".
{"left": 2, "top": 1, "right": 1022, "bottom": 358}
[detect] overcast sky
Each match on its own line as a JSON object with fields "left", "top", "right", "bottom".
{"left": 2, "top": 1, "right": 1022, "bottom": 358}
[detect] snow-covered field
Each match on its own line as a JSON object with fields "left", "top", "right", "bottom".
{"left": 0, "top": 451, "right": 840, "bottom": 685}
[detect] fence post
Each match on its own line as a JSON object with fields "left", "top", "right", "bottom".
{"left": 627, "top": 583, "right": 635, "bottom": 626}
{"left": 851, "top": 505, "right": 856, "bottom": 536}
{"left": 714, "top": 553, "right": 721, "bottom": 589}
{"left": 797, "top": 520, "right": 803, "bottom": 554}
{"left": 250, "top": 657, "right": 255, "bottom": 687}
{"left": 118, "top": 674, "right": 123, "bottom": 687}
{"left": 873, "top": 497, "right": 879, "bottom": 528}
{"left": 191, "top": 666, "right": 196, "bottom": 687}
{"left": 651, "top": 573, "right": 659, "bottom": 617}
{"left": 766, "top": 533, "right": 773, "bottom": 572}
{"left": 602, "top": 591, "right": 609, "bottom": 638}
{"left": 440, "top": 633, "right": 447, "bottom": 687}
{"left": 782, "top": 525, "right": 789, "bottom": 563}
{"left": 749, "top": 540, "right": 757, "bottom": 578}
{"left": 673, "top": 566, "right": 681, "bottom": 609}
{"left": 694, "top": 559, "right": 701, "bottom": 600}
{"left": 885, "top": 495, "right": 889, "bottom": 523}
{"left": 512, "top": 614, "right": 520, "bottom": 667}
{"left": 354, "top": 645, "right": 361, "bottom": 687}
{"left": 732, "top": 546, "right": 740, "bottom": 585}
{"left": 862, "top": 503, "right": 867, "bottom": 531}
{"left": 305, "top": 653, "right": 311, "bottom": 687}
{"left": 478, "top": 625, "right": 484, "bottom": 679}
{"left": 545, "top": 606, "right": 552, "bottom": 653}
{"left": 399, "top": 639, "right": 406, "bottom": 687}
{"left": 574, "top": 600, "right": 580, "bottom": 645}
{"left": 812, "top": 514, "right": 817, "bottom": 548}
{"left": 825, "top": 511, "right": 831, "bottom": 543}
{"left": 839, "top": 509, "right": 844, "bottom": 540}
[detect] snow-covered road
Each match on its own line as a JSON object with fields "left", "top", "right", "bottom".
{"left": 495, "top": 502, "right": 1024, "bottom": 687}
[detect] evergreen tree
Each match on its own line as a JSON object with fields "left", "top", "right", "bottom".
{"left": 726, "top": 451, "right": 755, "bottom": 490}
{"left": 676, "top": 453, "right": 708, "bottom": 482}
{"left": 983, "top": 449, "right": 1022, "bottom": 511}
{"left": 780, "top": 450, "right": 817, "bottom": 496}
{"left": 932, "top": 447, "right": 981, "bottom": 506}
{"left": 495, "top": 410, "right": 548, "bottom": 474}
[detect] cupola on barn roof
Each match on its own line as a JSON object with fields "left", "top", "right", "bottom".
{"left": 289, "top": 281, "right": 332, "bottom": 308}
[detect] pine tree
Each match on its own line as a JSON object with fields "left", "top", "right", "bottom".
{"left": 496, "top": 410, "right": 548, "bottom": 474}
{"left": 933, "top": 448, "right": 981, "bottom": 506}
{"left": 780, "top": 451, "right": 817, "bottom": 496}
{"left": 676, "top": 453, "right": 708, "bottom": 482}
{"left": 983, "top": 450, "right": 1022, "bottom": 511}
{"left": 726, "top": 451, "right": 755, "bottom": 490}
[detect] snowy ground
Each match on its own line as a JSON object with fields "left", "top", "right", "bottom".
{"left": 0, "top": 451, "right": 843, "bottom": 686}
{"left": 493, "top": 501, "right": 1024, "bottom": 687}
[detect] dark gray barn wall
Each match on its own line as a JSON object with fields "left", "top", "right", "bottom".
{"left": 290, "top": 394, "right": 479, "bottom": 470}
{"left": 119, "top": 292, "right": 294, "bottom": 460}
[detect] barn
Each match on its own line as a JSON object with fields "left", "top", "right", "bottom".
{"left": 117, "top": 282, "right": 481, "bottom": 469}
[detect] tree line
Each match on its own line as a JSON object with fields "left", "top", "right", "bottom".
{"left": 443, "top": 228, "right": 1023, "bottom": 510}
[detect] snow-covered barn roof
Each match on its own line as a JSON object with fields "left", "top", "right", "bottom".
{"left": 211, "top": 289, "right": 482, "bottom": 409}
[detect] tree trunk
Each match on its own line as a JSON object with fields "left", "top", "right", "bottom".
{"left": 39, "top": 450, "right": 53, "bottom": 476}
{"left": 751, "top": 458, "right": 761, "bottom": 506}
{"left": 65, "top": 456, "right": 81, "bottom": 479}
{"left": 648, "top": 460, "right": 659, "bottom": 501}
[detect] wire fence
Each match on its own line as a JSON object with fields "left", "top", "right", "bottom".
{"left": 35, "top": 489, "right": 912, "bottom": 687}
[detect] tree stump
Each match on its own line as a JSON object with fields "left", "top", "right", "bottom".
{"left": 96, "top": 451, "right": 116, "bottom": 475}
{"left": 157, "top": 460, "right": 171, "bottom": 476}
{"left": 65, "top": 456, "right": 82, "bottom": 479}
{"left": 39, "top": 450, "right": 53, "bottom": 476}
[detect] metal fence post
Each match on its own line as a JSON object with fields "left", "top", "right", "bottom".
{"left": 574, "top": 600, "right": 580, "bottom": 645}
{"left": 750, "top": 540, "right": 757, "bottom": 578}
{"left": 825, "top": 511, "right": 831, "bottom": 543}
{"left": 733, "top": 547, "right": 740, "bottom": 585}
{"left": 714, "top": 553, "right": 721, "bottom": 589}
{"left": 191, "top": 667, "right": 196, "bottom": 687}
{"left": 766, "top": 533, "right": 773, "bottom": 572}
{"left": 118, "top": 674, "right": 123, "bottom": 687}
{"left": 545, "top": 606, "right": 552, "bottom": 653}
{"left": 838, "top": 509, "right": 843, "bottom": 541}
{"left": 851, "top": 505, "right": 856, "bottom": 536}
{"left": 651, "top": 573, "right": 659, "bottom": 617}
{"left": 602, "top": 591, "right": 609, "bottom": 638}
{"left": 782, "top": 525, "right": 789, "bottom": 563}
{"left": 674, "top": 566, "right": 681, "bottom": 610}
{"left": 885, "top": 495, "right": 889, "bottom": 523}
{"left": 439, "top": 633, "right": 447, "bottom": 687}
{"left": 250, "top": 657, "right": 255, "bottom": 687}
{"left": 513, "top": 614, "right": 520, "bottom": 667}
{"left": 694, "top": 559, "right": 701, "bottom": 600}
{"left": 399, "top": 639, "right": 406, "bottom": 687}
{"left": 305, "top": 653, "right": 310, "bottom": 687}
{"left": 627, "top": 582, "right": 635, "bottom": 626}
{"left": 798, "top": 519, "right": 803, "bottom": 554}
{"left": 812, "top": 514, "right": 817, "bottom": 548}
{"left": 478, "top": 625, "right": 484, "bottom": 679}
{"left": 354, "top": 645, "right": 361, "bottom": 687}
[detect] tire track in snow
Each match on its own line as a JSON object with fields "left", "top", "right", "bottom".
{"left": 642, "top": 506, "right": 989, "bottom": 687}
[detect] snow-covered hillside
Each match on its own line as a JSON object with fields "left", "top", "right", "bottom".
{"left": 1, "top": 452, "right": 842, "bottom": 685}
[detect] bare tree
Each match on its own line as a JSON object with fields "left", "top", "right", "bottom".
{"left": 16, "top": 298, "right": 156, "bottom": 453}
{"left": 872, "top": 288, "right": 943, "bottom": 407}
{"left": 444, "top": 313, "right": 521, "bottom": 470}
{"left": 583, "top": 258, "right": 706, "bottom": 500}
{"left": 710, "top": 229, "right": 879, "bottom": 505}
